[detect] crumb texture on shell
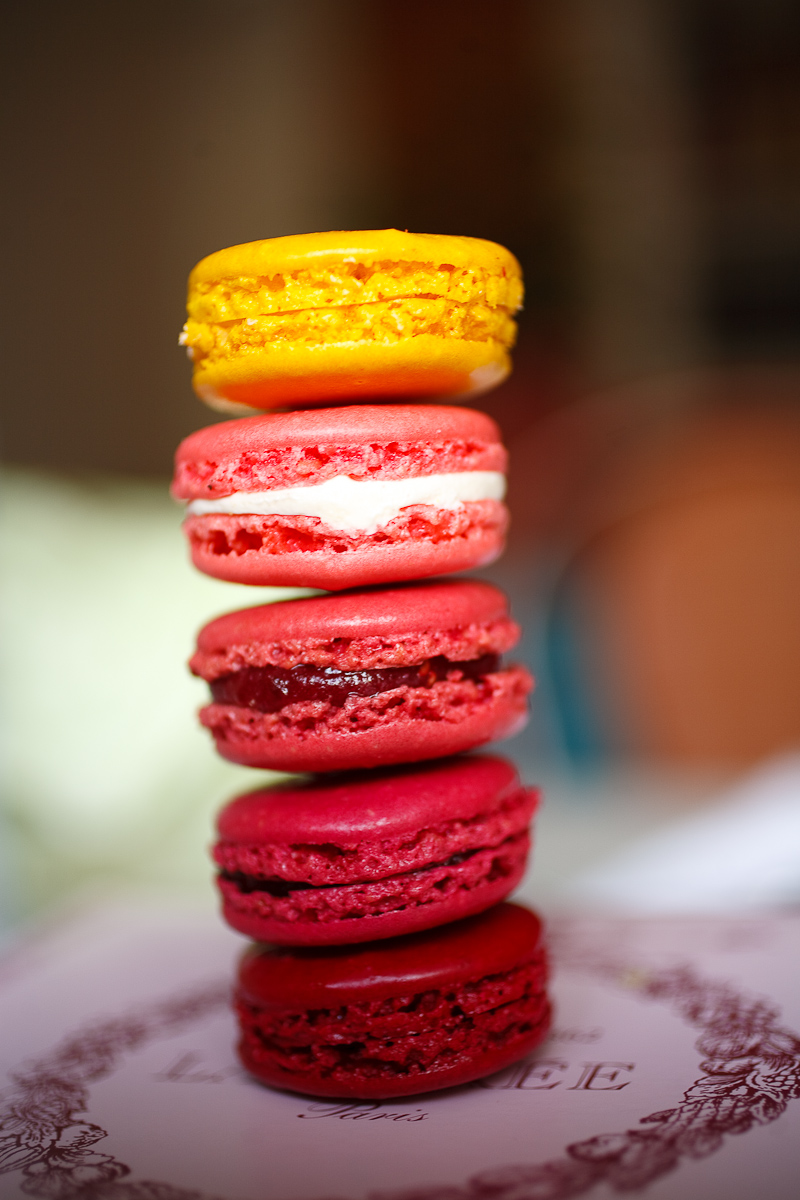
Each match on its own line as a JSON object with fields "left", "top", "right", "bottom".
{"left": 185, "top": 230, "right": 523, "bottom": 314}
{"left": 218, "top": 834, "right": 530, "bottom": 938}
{"left": 237, "top": 955, "right": 550, "bottom": 1097}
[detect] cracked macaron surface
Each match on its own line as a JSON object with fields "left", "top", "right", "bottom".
{"left": 173, "top": 405, "right": 508, "bottom": 589}
{"left": 191, "top": 580, "right": 532, "bottom": 773}
{"left": 179, "top": 229, "right": 523, "bottom": 412}
{"left": 213, "top": 755, "right": 537, "bottom": 944}
{"left": 235, "top": 901, "right": 550, "bottom": 1098}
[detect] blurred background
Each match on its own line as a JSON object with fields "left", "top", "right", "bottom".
{"left": 2, "top": 0, "right": 800, "bottom": 932}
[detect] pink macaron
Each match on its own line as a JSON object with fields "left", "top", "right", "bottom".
{"left": 235, "top": 902, "right": 550, "bottom": 1099}
{"left": 172, "top": 405, "right": 508, "bottom": 590}
{"left": 191, "top": 580, "right": 532, "bottom": 772}
{"left": 213, "top": 755, "right": 538, "bottom": 945}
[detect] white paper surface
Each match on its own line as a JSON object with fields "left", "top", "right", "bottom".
{"left": 1, "top": 899, "right": 798, "bottom": 1200}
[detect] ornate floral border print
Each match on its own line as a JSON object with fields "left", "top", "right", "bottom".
{"left": 1, "top": 941, "right": 799, "bottom": 1198}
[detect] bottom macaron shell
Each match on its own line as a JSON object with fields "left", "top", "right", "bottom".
{"left": 236, "top": 955, "right": 551, "bottom": 1100}
{"left": 192, "top": 335, "right": 511, "bottom": 413}
{"left": 200, "top": 666, "right": 530, "bottom": 772}
{"left": 183, "top": 501, "right": 506, "bottom": 589}
{"left": 218, "top": 838, "right": 529, "bottom": 946}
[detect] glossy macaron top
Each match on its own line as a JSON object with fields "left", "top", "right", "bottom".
{"left": 172, "top": 405, "right": 505, "bottom": 499}
{"left": 190, "top": 579, "right": 519, "bottom": 677}
{"left": 216, "top": 755, "right": 526, "bottom": 845}
{"left": 238, "top": 902, "right": 544, "bottom": 1010}
{"left": 187, "top": 230, "right": 522, "bottom": 308}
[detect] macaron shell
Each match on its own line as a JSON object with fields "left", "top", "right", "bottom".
{"left": 235, "top": 903, "right": 550, "bottom": 1098}
{"left": 193, "top": 579, "right": 513, "bottom": 663}
{"left": 216, "top": 755, "right": 524, "bottom": 844}
{"left": 219, "top": 845, "right": 529, "bottom": 946}
{"left": 172, "top": 404, "right": 505, "bottom": 499}
{"left": 200, "top": 663, "right": 531, "bottom": 772}
{"left": 238, "top": 902, "right": 544, "bottom": 1007}
{"left": 188, "top": 229, "right": 523, "bottom": 284}
{"left": 237, "top": 1006, "right": 551, "bottom": 1099}
{"left": 191, "top": 337, "right": 512, "bottom": 412}
{"left": 183, "top": 502, "right": 506, "bottom": 589}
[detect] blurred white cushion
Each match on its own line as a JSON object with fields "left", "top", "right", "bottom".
{"left": 0, "top": 466, "right": 308, "bottom": 919}
{"left": 567, "top": 753, "right": 800, "bottom": 911}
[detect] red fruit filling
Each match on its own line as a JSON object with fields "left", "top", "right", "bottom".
{"left": 210, "top": 653, "right": 500, "bottom": 713}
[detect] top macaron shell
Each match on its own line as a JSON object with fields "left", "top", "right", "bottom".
{"left": 238, "top": 901, "right": 545, "bottom": 1009}
{"left": 172, "top": 405, "right": 506, "bottom": 497}
{"left": 217, "top": 754, "right": 525, "bottom": 846}
{"left": 191, "top": 578, "right": 516, "bottom": 674}
{"left": 180, "top": 230, "right": 523, "bottom": 412}
{"left": 173, "top": 405, "right": 509, "bottom": 589}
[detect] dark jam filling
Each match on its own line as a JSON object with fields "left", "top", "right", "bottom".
{"left": 209, "top": 653, "right": 500, "bottom": 714}
{"left": 220, "top": 848, "right": 483, "bottom": 897}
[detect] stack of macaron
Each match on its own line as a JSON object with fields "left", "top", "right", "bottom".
{"left": 174, "top": 230, "right": 550, "bottom": 1098}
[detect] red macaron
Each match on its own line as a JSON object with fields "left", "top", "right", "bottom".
{"left": 213, "top": 755, "right": 538, "bottom": 945}
{"left": 172, "top": 405, "right": 508, "bottom": 590}
{"left": 235, "top": 901, "right": 550, "bottom": 1099}
{"left": 191, "top": 580, "right": 532, "bottom": 772}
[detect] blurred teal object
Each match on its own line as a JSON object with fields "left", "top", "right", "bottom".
{"left": 547, "top": 578, "right": 608, "bottom": 768}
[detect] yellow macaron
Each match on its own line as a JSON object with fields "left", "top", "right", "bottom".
{"left": 180, "top": 229, "right": 523, "bottom": 412}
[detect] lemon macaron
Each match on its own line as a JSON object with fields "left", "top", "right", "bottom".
{"left": 180, "top": 229, "right": 523, "bottom": 412}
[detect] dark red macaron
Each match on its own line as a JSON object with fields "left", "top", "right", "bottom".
{"left": 191, "top": 579, "right": 532, "bottom": 772}
{"left": 213, "top": 755, "right": 538, "bottom": 945}
{"left": 235, "top": 901, "right": 550, "bottom": 1099}
{"left": 172, "top": 405, "right": 508, "bottom": 591}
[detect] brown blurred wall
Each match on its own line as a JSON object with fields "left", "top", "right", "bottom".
{"left": 0, "top": 0, "right": 388, "bottom": 474}
{"left": 0, "top": 0, "right": 695, "bottom": 475}
{"left": 2, "top": 0, "right": 799, "bottom": 477}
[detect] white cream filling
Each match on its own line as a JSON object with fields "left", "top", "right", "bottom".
{"left": 185, "top": 471, "right": 506, "bottom": 534}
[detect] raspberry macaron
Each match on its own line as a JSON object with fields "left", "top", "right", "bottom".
{"left": 179, "top": 229, "right": 523, "bottom": 413}
{"left": 213, "top": 755, "right": 538, "bottom": 945}
{"left": 172, "top": 405, "right": 508, "bottom": 590}
{"left": 191, "top": 580, "right": 532, "bottom": 772}
{"left": 235, "top": 901, "right": 550, "bottom": 1098}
